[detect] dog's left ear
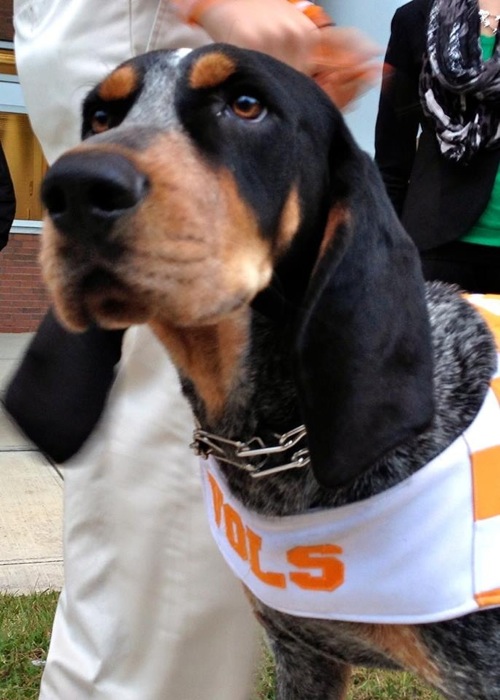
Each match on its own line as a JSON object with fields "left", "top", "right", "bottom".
{"left": 294, "top": 130, "right": 434, "bottom": 489}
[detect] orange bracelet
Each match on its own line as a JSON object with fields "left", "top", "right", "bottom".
{"left": 287, "top": 1, "right": 335, "bottom": 29}
{"left": 174, "top": 0, "right": 335, "bottom": 28}
{"left": 171, "top": 0, "right": 227, "bottom": 23}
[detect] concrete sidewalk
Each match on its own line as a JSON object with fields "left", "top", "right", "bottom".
{"left": 0, "top": 333, "right": 63, "bottom": 595}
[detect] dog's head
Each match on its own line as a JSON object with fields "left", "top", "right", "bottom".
{"left": 41, "top": 45, "right": 335, "bottom": 330}
{"left": 41, "top": 44, "right": 434, "bottom": 488}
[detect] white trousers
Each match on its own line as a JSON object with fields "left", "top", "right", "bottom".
{"left": 14, "top": 2, "right": 258, "bottom": 698}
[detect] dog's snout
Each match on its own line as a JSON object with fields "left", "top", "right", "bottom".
{"left": 41, "top": 150, "right": 148, "bottom": 237}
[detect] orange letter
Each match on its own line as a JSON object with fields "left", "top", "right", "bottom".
{"left": 207, "top": 472, "right": 224, "bottom": 527}
{"left": 287, "top": 544, "right": 344, "bottom": 591}
{"left": 223, "top": 504, "right": 248, "bottom": 560}
{"left": 246, "top": 528, "right": 286, "bottom": 588}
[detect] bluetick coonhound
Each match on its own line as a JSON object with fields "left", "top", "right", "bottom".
{"left": 38, "top": 45, "right": 500, "bottom": 699}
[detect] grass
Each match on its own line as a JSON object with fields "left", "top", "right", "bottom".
{"left": 0, "top": 592, "right": 440, "bottom": 700}
{"left": 0, "top": 591, "right": 58, "bottom": 700}
{"left": 346, "top": 668, "right": 440, "bottom": 700}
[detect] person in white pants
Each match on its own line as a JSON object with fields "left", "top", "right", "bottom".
{"left": 12, "top": 1, "right": 377, "bottom": 697}
{"left": 14, "top": 4, "right": 260, "bottom": 698}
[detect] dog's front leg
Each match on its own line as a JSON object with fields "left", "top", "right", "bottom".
{"left": 249, "top": 593, "right": 351, "bottom": 699}
{"left": 271, "top": 634, "right": 351, "bottom": 700}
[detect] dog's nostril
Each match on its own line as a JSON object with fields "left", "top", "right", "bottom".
{"left": 87, "top": 179, "right": 145, "bottom": 214}
{"left": 43, "top": 184, "right": 68, "bottom": 217}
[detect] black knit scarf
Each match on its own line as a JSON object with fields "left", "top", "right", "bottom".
{"left": 419, "top": 0, "right": 500, "bottom": 163}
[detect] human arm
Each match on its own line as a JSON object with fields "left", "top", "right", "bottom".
{"left": 173, "top": 0, "right": 379, "bottom": 109}
{"left": 374, "top": 6, "right": 423, "bottom": 216}
{"left": 0, "top": 143, "right": 15, "bottom": 250}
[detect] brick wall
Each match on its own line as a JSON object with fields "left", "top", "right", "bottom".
{"left": 0, "top": 0, "right": 13, "bottom": 42}
{"left": 0, "top": 2, "right": 45, "bottom": 331}
{"left": 0, "top": 234, "right": 49, "bottom": 331}
{"left": 0, "top": 2, "right": 44, "bottom": 331}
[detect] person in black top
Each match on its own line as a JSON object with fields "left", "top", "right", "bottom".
{"left": 375, "top": 0, "right": 500, "bottom": 293}
{"left": 0, "top": 142, "right": 15, "bottom": 250}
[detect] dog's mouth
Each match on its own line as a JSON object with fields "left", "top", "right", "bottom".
{"left": 52, "top": 266, "right": 151, "bottom": 331}
{"left": 46, "top": 251, "right": 271, "bottom": 332}
{"left": 79, "top": 269, "right": 151, "bottom": 329}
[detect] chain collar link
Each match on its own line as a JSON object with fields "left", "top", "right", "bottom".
{"left": 191, "top": 423, "right": 310, "bottom": 478}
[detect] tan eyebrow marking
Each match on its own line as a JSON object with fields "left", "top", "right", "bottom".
{"left": 98, "top": 65, "right": 139, "bottom": 102}
{"left": 189, "top": 52, "right": 237, "bottom": 90}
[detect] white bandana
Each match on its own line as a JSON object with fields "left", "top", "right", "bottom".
{"left": 201, "top": 295, "right": 500, "bottom": 624}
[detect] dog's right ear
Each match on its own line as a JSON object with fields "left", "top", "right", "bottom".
{"left": 4, "top": 309, "right": 123, "bottom": 462}
{"left": 294, "top": 125, "right": 435, "bottom": 490}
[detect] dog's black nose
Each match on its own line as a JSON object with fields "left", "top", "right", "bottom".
{"left": 41, "top": 150, "right": 148, "bottom": 238}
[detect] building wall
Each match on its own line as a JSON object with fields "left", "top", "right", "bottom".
{"left": 0, "top": 1, "right": 48, "bottom": 332}
{"left": 0, "top": 0, "right": 13, "bottom": 42}
{"left": 0, "top": 233, "right": 49, "bottom": 331}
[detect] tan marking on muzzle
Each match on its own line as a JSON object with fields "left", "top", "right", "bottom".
{"left": 189, "top": 51, "right": 237, "bottom": 90}
{"left": 121, "top": 132, "right": 273, "bottom": 327}
{"left": 98, "top": 64, "right": 139, "bottom": 101}
{"left": 39, "top": 217, "right": 80, "bottom": 327}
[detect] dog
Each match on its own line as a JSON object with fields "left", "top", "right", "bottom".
{"left": 39, "top": 45, "right": 500, "bottom": 699}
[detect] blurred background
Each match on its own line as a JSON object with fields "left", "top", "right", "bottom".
{"left": 324, "top": 0, "right": 404, "bottom": 154}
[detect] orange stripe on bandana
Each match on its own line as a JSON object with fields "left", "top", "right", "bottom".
{"left": 493, "top": 377, "right": 500, "bottom": 404}
{"left": 475, "top": 588, "right": 500, "bottom": 608}
{"left": 471, "top": 303, "right": 500, "bottom": 351}
{"left": 467, "top": 295, "right": 500, "bottom": 404}
{"left": 472, "top": 445, "right": 500, "bottom": 521}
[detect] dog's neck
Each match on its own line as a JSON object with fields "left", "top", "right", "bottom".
{"left": 152, "top": 283, "right": 496, "bottom": 517}
{"left": 150, "top": 310, "right": 253, "bottom": 421}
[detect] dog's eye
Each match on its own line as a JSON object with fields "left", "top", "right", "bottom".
{"left": 91, "top": 109, "right": 112, "bottom": 134}
{"left": 229, "top": 95, "right": 267, "bottom": 121}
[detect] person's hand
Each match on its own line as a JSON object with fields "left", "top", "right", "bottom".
{"left": 195, "top": 0, "right": 316, "bottom": 72}
{"left": 308, "top": 26, "right": 380, "bottom": 109}
{"left": 195, "top": 0, "right": 380, "bottom": 109}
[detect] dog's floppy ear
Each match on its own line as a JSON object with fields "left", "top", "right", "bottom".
{"left": 294, "top": 128, "right": 434, "bottom": 489}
